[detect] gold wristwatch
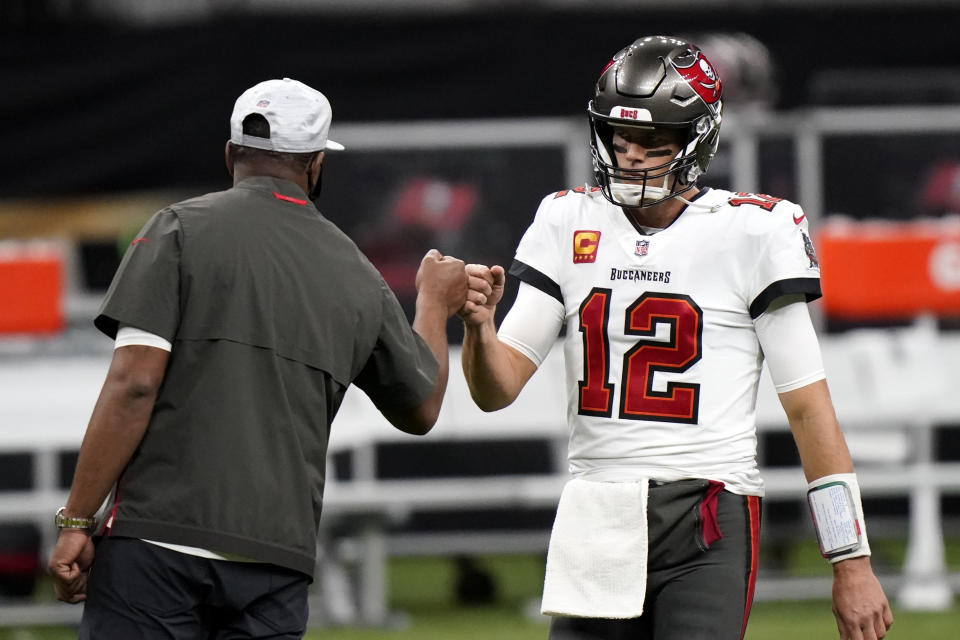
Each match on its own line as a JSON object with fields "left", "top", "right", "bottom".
{"left": 55, "top": 507, "right": 96, "bottom": 532}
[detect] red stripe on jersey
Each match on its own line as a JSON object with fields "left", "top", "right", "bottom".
{"left": 272, "top": 192, "right": 307, "bottom": 205}
{"left": 739, "top": 495, "right": 762, "bottom": 640}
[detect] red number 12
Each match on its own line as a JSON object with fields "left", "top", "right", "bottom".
{"left": 578, "top": 289, "right": 702, "bottom": 423}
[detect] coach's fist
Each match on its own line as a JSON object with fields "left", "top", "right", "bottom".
{"left": 416, "top": 249, "right": 468, "bottom": 318}
{"left": 49, "top": 529, "right": 94, "bottom": 604}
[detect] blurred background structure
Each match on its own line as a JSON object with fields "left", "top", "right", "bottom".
{"left": 2, "top": 0, "right": 960, "bottom": 631}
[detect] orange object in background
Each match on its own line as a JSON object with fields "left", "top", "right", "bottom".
{"left": 816, "top": 219, "right": 960, "bottom": 319}
{"left": 0, "top": 243, "right": 64, "bottom": 334}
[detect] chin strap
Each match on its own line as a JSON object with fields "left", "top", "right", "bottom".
{"left": 675, "top": 192, "right": 722, "bottom": 213}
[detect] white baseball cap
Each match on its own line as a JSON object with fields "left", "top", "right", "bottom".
{"left": 230, "top": 77, "right": 345, "bottom": 153}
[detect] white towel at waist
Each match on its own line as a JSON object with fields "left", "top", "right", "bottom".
{"left": 541, "top": 477, "right": 649, "bottom": 619}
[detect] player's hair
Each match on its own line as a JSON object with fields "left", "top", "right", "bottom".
{"left": 229, "top": 114, "right": 317, "bottom": 172}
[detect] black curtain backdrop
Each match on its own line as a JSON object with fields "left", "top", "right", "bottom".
{"left": 3, "top": 7, "right": 959, "bottom": 198}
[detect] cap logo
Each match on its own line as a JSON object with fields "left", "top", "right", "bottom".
{"left": 673, "top": 52, "right": 722, "bottom": 105}
{"left": 256, "top": 99, "right": 270, "bottom": 107}
{"left": 573, "top": 230, "right": 601, "bottom": 264}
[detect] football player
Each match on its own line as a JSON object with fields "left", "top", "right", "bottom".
{"left": 458, "top": 36, "right": 893, "bottom": 640}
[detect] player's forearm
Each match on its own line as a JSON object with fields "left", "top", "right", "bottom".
{"left": 779, "top": 379, "right": 854, "bottom": 481}
{"left": 792, "top": 420, "right": 854, "bottom": 482}
{"left": 65, "top": 371, "right": 159, "bottom": 518}
{"left": 461, "top": 321, "right": 527, "bottom": 411}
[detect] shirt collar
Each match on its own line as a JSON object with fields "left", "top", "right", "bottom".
{"left": 235, "top": 176, "right": 312, "bottom": 206}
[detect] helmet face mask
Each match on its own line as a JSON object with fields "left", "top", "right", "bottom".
{"left": 588, "top": 36, "right": 723, "bottom": 208}
{"left": 592, "top": 120, "right": 700, "bottom": 207}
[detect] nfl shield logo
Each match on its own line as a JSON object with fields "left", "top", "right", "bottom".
{"left": 635, "top": 240, "right": 650, "bottom": 256}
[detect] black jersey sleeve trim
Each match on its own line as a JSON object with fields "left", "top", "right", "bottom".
{"left": 749, "top": 277, "right": 822, "bottom": 319}
{"left": 508, "top": 259, "right": 563, "bottom": 306}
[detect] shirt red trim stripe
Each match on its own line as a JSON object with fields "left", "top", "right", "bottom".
{"left": 272, "top": 192, "right": 308, "bottom": 205}
{"left": 101, "top": 480, "right": 122, "bottom": 537}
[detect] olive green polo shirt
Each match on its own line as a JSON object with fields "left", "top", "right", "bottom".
{"left": 94, "top": 176, "right": 438, "bottom": 576}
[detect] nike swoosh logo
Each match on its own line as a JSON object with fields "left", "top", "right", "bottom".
{"left": 793, "top": 212, "right": 806, "bottom": 225}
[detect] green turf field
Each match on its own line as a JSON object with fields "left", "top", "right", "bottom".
{"left": 3, "top": 602, "right": 959, "bottom": 640}
{"left": 2, "top": 539, "right": 958, "bottom": 639}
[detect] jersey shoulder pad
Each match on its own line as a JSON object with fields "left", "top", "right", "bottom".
{"left": 551, "top": 184, "right": 604, "bottom": 200}
{"left": 722, "top": 191, "right": 795, "bottom": 213}
{"left": 723, "top": 191, "right": 807, "bottom": 227}
{"left": 535, "top": 185, "right": 602, "bottom": 223}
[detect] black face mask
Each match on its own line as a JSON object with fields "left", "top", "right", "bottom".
{"left": 308, "top": 164, "right": 323, "bottom": 201}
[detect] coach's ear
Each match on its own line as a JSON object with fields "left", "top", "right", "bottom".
{"left": 224, "top": 140, "right": 235, "bottom": 176}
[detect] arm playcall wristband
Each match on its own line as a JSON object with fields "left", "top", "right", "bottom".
{"left": 806, "top": 473, "right": 871, "bottom": 563}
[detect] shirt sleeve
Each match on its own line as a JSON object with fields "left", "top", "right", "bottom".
{"left": 748, "top": 204, "right": 822, "bottom": 319}
{"left": 352, "top": 279, "right": 439, "bottom": 412}
{"left": 94, "top": 208, "right": 182, "bottom": 341}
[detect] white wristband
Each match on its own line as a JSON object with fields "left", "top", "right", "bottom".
{"left": 806, "top": 473, "right": 871, "bottom": 563}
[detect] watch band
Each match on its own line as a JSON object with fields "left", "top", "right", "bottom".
{"left": 55, "top": 507, "right": 96, "bottom": 532}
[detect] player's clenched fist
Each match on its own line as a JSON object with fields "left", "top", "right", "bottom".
{"left": 415, "top": 249, "right": 468, "bottom": 317}
{"left": 458, "top": 263, "right": 505, "bottom": 326}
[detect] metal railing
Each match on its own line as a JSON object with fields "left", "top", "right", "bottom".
{"left": 3, "top": 105, "right": 960, "bottom": 626}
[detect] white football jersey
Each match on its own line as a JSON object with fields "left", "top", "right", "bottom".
{"left": 509, "top": 186, "right": 822, "bottom": 495}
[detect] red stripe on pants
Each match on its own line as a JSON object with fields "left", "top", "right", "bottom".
{"left": 739, "top": 495, "right": 761, "bottom": 640}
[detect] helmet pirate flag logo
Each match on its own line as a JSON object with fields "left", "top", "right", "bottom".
{"left": 673, "top": 52, "right": 722, "bottom": 107}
